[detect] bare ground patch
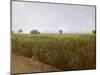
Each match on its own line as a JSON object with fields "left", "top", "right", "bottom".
{"left": 11, "top": 54, "right": 60, "bottom": 74}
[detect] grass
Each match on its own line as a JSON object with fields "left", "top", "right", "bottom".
{"left": 12, "top": 34, "right": 96, "bottom": 70}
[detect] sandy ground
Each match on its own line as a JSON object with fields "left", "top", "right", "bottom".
{"left": 11, "top": 54, "right": 59, "bottom": 74}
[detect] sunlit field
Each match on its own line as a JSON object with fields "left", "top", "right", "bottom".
{"left": 12, "top": 34, "right": 96, "bottom": 73}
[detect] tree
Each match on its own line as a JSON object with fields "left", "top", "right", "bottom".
{"left": 92, "top": 30, "right": 96, "bottom": 34}
{"left": 59, "top": 30, "right": 63, "bottom": 34}
{"left": 30, "top": 29, "right": 40, "bottom": 34}
{"left": 17, "top": 29, "right": 23, "bottom": 34}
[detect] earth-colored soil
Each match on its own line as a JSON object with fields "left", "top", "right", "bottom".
{"left": 11, "top": 54, "right": 60, "bottom": 74}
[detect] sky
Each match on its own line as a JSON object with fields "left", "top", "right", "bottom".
{"left": 12, "top": 1, "right": 96, "bottom": 34}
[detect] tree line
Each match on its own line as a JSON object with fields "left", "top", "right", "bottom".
{"left": 12, "top": 29, "right": 64, "bottom": 34}
{"left": 12, "top": 29, "right": 96, "bottom": 34}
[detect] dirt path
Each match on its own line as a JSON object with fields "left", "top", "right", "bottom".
{"left": 11, "top": 54, "right": 59, "bottom": 74}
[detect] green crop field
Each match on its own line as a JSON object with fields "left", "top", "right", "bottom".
{"left": 12, "top": 34, "right": 96, "bottom": 71}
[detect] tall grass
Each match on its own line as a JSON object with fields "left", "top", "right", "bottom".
{"left": 12, "top": 34, "right": 96, "bottom": 70}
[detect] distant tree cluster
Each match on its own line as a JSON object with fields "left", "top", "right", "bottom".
{"left": 16, "top": 29, "right": 40, "bottom": 34}
{"left": 30, "top": 30, "right": 40, "bottom": 34}
{"left": 17, "top": 29, "right": 23, "bottom": 34}
{"left": 15, "top": 29, "right": 64, "bottom": 34}
{"left": 14, "top": 28, "right": 96, "bottom": 34}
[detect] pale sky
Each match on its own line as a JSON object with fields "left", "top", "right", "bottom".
{"left": 12, "top": 1, "right": 96, "bottom": 33}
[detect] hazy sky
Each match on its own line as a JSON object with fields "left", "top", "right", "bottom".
{"left": 12, "top": 1, "right": 95, "bottom": 33}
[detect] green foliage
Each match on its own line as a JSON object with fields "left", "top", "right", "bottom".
{"left": 12, "top": 34, "right": 96, "bottom": 70}
{"left": 12, "top": 34, "right": 33, "bottom": 57}
{"left": 17, "top": 29, "right": 23, "bottom": 34}
{"left": 30, "top": 30, "right": 40, "bottom": 34}
{"left": 59, "top": 30, "right": 63, "bottom": 34}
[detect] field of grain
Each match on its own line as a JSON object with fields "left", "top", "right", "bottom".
{"left": 12, "top": 34, "right": 96, "bottom": 73}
